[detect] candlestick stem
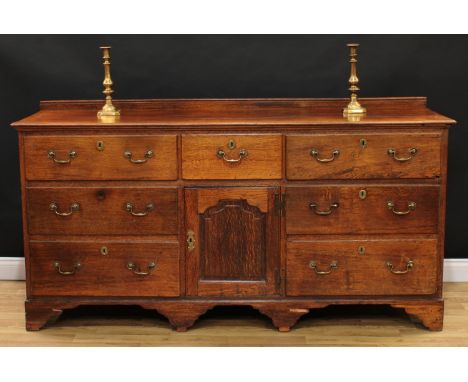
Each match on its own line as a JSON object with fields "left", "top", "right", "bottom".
{"left": 97, "top": 46, "right": 120, "bottom": 119}
{"left": 343, "top": 43, "right": 366, "bottom": 117}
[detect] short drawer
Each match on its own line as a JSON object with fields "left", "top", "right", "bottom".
{"left": 27, "top": 186, "right": 178, "bottom": 235}
{"left": 182, "top": 134, "right": 282, "bottom": 179}
{"left": 286, "top": 238, "right": 438, "bottom": 296}
{"left": 30, "top": 240, "right": 180, "bottom": 297}
{"left": 24, "top": 135, "right": 178, "bottom": 180}
{"left": 286, "top": 185, "right": 439, "bottom": 234}
{"left": 286, "top": 133, "right": 441, "bottom": 179}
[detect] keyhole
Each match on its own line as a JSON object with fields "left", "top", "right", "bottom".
{"left": 96, "top": 141, "right": 104, "bottom": 151}
{"left": 100, "top": 246, "right": 108, "bottom": 256}
{"left": 227, "top": 140, "right": 236, "bottom": 150}
{"left": 359, "top": 189, "right": 367, "bottom": 199}
{"left": 359, "top": 138, "right": 367, "bottom": 148}
{"left": 358, "top": 246, "right": 366, "bottom": 255}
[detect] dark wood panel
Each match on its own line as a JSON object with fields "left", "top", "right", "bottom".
{"left": 286, "top": 185, "right": 439, "bottom": 234}
{"left": 27, "top": 186, "right": 178, "bottom": 235}
{"left": 200, "top": 199, "right": 266, "bottom": 281}
{"left": 286, "top": 238, "right": 438, "bottom": 296}
{"left": 182, "top": 134, "right": 282, "bottom": 179}
{"left": 30, "top": 240, "right": 180, "bottom": 297}
{"left": 24, "top": 135, "right": 177, "bottom": 180}
{"left": 286, "top": 133, "right": 441, "bottom": 179}
{"left": 185, "top": 187, "right": 280, "bottom": 297}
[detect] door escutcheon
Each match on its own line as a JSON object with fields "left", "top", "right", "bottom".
{"left": 187, "top": 230, "right": 195, "bottom": 251}
{"left": 359, "top": 189, "right": 367, "bottom": 199}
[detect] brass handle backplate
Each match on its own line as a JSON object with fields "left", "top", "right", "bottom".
{"left": 310, "top": 148, "right": 340, "bottom": 163}
{"left": 49, "top": 202, "right": 80, "bottom": 216}
{"left": 309, "top": 202, "right": 339, "bottom": 216}
{"left": 309, "top": 260, "right": 338, "bottom": 275}
{"left": 386, "top": 260, "right": 414, "bottom": 274}
{"left": 124, "top": 149, "right": 154, "bottom": 164}
{"left": 53, "top": 261, "right": 81, "bottom": 275}
{"left": 124, "top": 202, "right": 155, "bottom": 216}
{"left": 48, "top": 150, "right": 77, "bottom": 164}
{"left": 126, "top": 261, "right": 156, "bottom": 276}
{"left": 387, "top": 201, "right": 416, "bottom": 215}
{"left": 387, "top": 148, "right": 417, "bottom": 162}
{"left": 216, "top": 148, "right": 248, "bottom": 163}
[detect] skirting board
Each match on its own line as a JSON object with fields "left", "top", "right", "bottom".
{"left": 0, "top": 258, "right": 26, "bottom": 280}
{"left": 444, "top": 259, "right": 468, "bottom": 282}
{"left": 0, "top": 257, "right": 468, "bottom": 282}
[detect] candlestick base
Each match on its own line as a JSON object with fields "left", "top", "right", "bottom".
{"left": 343, "top": 94, "right": 366, "bottom": 117}
{"left": 97, "top": 106, "right": 120, "bottom": 118}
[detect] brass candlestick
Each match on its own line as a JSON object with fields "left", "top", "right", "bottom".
{"left": 343, "top": 43, "right": 366, "bottom": 117}
{"left": 97, "top": 46, "right": 120, "bottom": 119}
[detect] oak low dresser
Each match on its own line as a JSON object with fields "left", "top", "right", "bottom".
{"left": 12, "top": 97, "right": 455, "bottom": 331}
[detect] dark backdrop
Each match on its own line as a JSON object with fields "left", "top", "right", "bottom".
{"left": 0, "top": 35, "right": 466, "bottom": 258}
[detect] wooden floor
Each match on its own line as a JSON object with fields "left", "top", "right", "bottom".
{"left": 1, "top": 281, "right": 467, "bottom": 346}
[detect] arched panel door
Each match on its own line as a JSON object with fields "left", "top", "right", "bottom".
{"left": 185, "top": 187, "right": 281, "bottom": 297}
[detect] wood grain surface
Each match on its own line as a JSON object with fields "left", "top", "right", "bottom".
{"left": 27, "top": 186, "right": 178, "bottom": 235}
{"left": 24, "top": 135, "right": 178, "bottom": 180}
{"left": 286, "top": 132, "right": 441, "bottom": 179}
{"left": 182, "top": 134, "right": 282, "bottom": 179}
{"left": 29, "top": 240, "right": 180, "bottom": 297}
{"left": 286, "top": 184, "right": 440, "bottom": 234}
{"left": 286, "top": 237, "right": 438, "bottom": 296}
{"left": 185, "top": 187, "right": 280, "bottom": 297}
{"left": 11, "top": 98, "right": 456, "bottom": 129}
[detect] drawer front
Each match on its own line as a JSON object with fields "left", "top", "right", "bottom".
{"left": 286, "top": 238, "right": 438, "bottom": 296}
{"left": 28, "top": 186, "right": 178, "bottom": 235}
{"left": 24, "top": 135, "right": 177, "bottom": 180}
{"left": 286, "top": 185, "right": 439, "bottom": 234}
{"left": 182, "top": 134, "right": 282, "bottom": 179}
{"left": 30, "top": 241, "right": 180, "bottom": 297}
{"left": 286, "top": 133, "right": 441, "bottom": 179}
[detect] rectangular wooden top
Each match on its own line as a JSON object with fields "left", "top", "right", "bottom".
{"left": 11, "top": 97, "right": 456, "bottom": 129}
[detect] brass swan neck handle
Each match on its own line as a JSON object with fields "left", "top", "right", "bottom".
{"left": 309, "top": 260, "right": 338, "bottom": 275}
{"left": 309, "top": 202, "right": 339, "bottom": 216}
{"left": 310, "top": 148, "right": 340, "bottom": 163}
{"left": 48, "top": 150, "right": 77, "bottom": 164}
{"left": 126, "top": 261, "right": 156, "bottom": 276}
{"left": 387, "top": 148, "right": 417, "bottom": 162}
{"left": 386, "top": 260, "right": 414, "bottom": 274}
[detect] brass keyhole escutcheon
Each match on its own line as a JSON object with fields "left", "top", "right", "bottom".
{"left": 100, "top": 246, "right": 108, "bottom": 256}
{"left": 359, "top": 138, "right": 367, "bottom": 148}
{"left": 358, "top": 246, "right": 366, "bottom": 256}
{"left": 187, "top": 230, "right": 195, "bottom": 251}
{"left": 96, "top": 141, "right": 104, "bottom": 151}
{"left": 359, "top": 189, "right": 367, "bottom": 199}
{"left": 227, "top": 140, "right": 236, "bottom": 150}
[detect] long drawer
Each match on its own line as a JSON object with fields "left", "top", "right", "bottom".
{"left": 286, "top": 185, "right": 439, "bottom": 234}
{"left": 286, "top": 133, "right": 441, "bottom": 179}
{"left": 24, "top": 135, "right": 178, "bottom": 180}
{"left": 181, "top": 134, "right": 282, "bottom": 179}
{"left": 29, "top": 240, "right": 180, "bottom": 297}
{"left": 286, "top": 238, "right": 438, "bottom": 296}
{"left": 27, "top": 186, "right": 178, "bottom": 235}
